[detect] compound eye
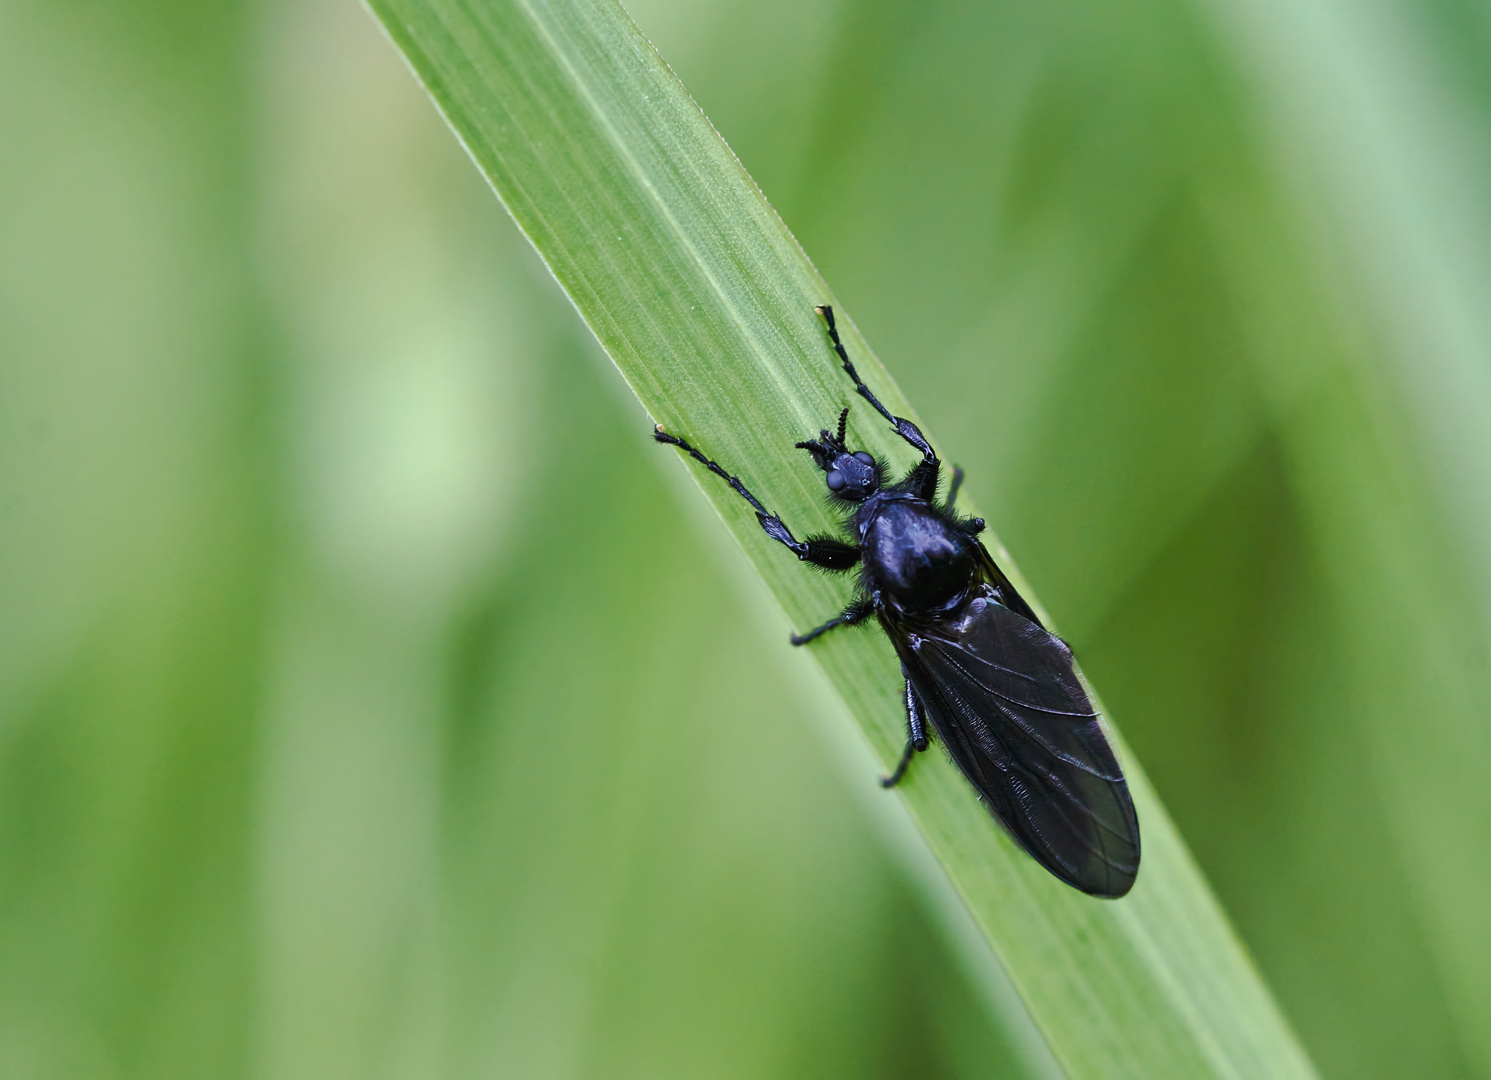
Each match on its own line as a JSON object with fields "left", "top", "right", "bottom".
{"left": 826, "top": 469, "right": 846, "bottom": 492}
{"left": 853, "top": 451, "right": 875, "bottom": 466}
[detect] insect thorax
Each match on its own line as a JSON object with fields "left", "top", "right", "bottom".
{"left": 861, "top": 498, "right": 975, "bottom": 608}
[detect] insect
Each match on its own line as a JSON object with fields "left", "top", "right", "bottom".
{"left": 654, "top": 305, "right": 1140, "bottom": 897}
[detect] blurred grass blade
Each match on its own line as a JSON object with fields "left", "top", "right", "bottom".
{"left": 363, "top": 0, "right": 1317, "bottom": 1073}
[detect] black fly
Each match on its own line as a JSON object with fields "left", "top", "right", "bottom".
{"left": 654, "top": 306, "right": 1140, "bottom": 898}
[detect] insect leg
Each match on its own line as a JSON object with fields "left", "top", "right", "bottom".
{"left": 881, "top": 670, "right": 930, "bottom": 788}
{"left": 815, "top": 306, "right": 941, "bottom": 498}
{"left": 882, "top": 742, "right": 916, "bottom": 788}
{"left": 944, "top": 466, "right": 987, "bottom": 534}
{"left": 907, "top": 684, "right": 929, "bottom": 750}
{"left": 655, "top": 427, "right": 860, "bottom": 570}
{"left": 946, "top": 466, "right": 965, "bottom": 507}
{"left": 815, "top": 304, "right": 896, "bottom": 426}
{"left": 790, "top": 597, "right": 875, "bottom": 646}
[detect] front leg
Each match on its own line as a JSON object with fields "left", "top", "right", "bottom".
{"left": 656, "top": 427, "right": 860, "bottom": 570}
{"left": 901, "top": 440, "right": 940, "bottom": 503}
{"left": 945, "top": 466, "right": 965, "bottom": 507}
{"left": 815, "top": 306, "right": 941, "bottom": 499}
{"left": 759, "top": 518, "right": 861, "bottom": 570}
{"left": 944, "top": 466, "right": 985, "bottom": 535}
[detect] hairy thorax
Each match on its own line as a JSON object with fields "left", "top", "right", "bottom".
{"left": 860, "top": 497, "right": 975, "bottom": 608}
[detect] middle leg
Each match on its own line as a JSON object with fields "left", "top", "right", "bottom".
{"left": 790, "top": 597, "right": 875, "bottom": 646}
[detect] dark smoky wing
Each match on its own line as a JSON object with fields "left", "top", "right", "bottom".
{"left": 971, "top": 541, "right": 1043, "bottom": 627}
{"left": 887, "top": 595, "right": 1140, "bottom": 897}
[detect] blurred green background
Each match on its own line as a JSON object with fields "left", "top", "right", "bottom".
{"left": 4, "top": 0, "right": 1491, "bottom": 1076}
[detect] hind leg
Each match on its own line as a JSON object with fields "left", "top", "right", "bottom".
{"left": 881, "top": 669, "right": 930, "bottom": 788}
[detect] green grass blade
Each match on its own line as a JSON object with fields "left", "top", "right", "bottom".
{"left": 362, "top": 0, "right": 1317, "bottom": 1073}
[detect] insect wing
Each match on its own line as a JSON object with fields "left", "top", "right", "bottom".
{"left": 890, "top": 591, "right": 1140, "bottom": 897}
{"left": 972, "top": 542, "right": 1043, "bottom": 627}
